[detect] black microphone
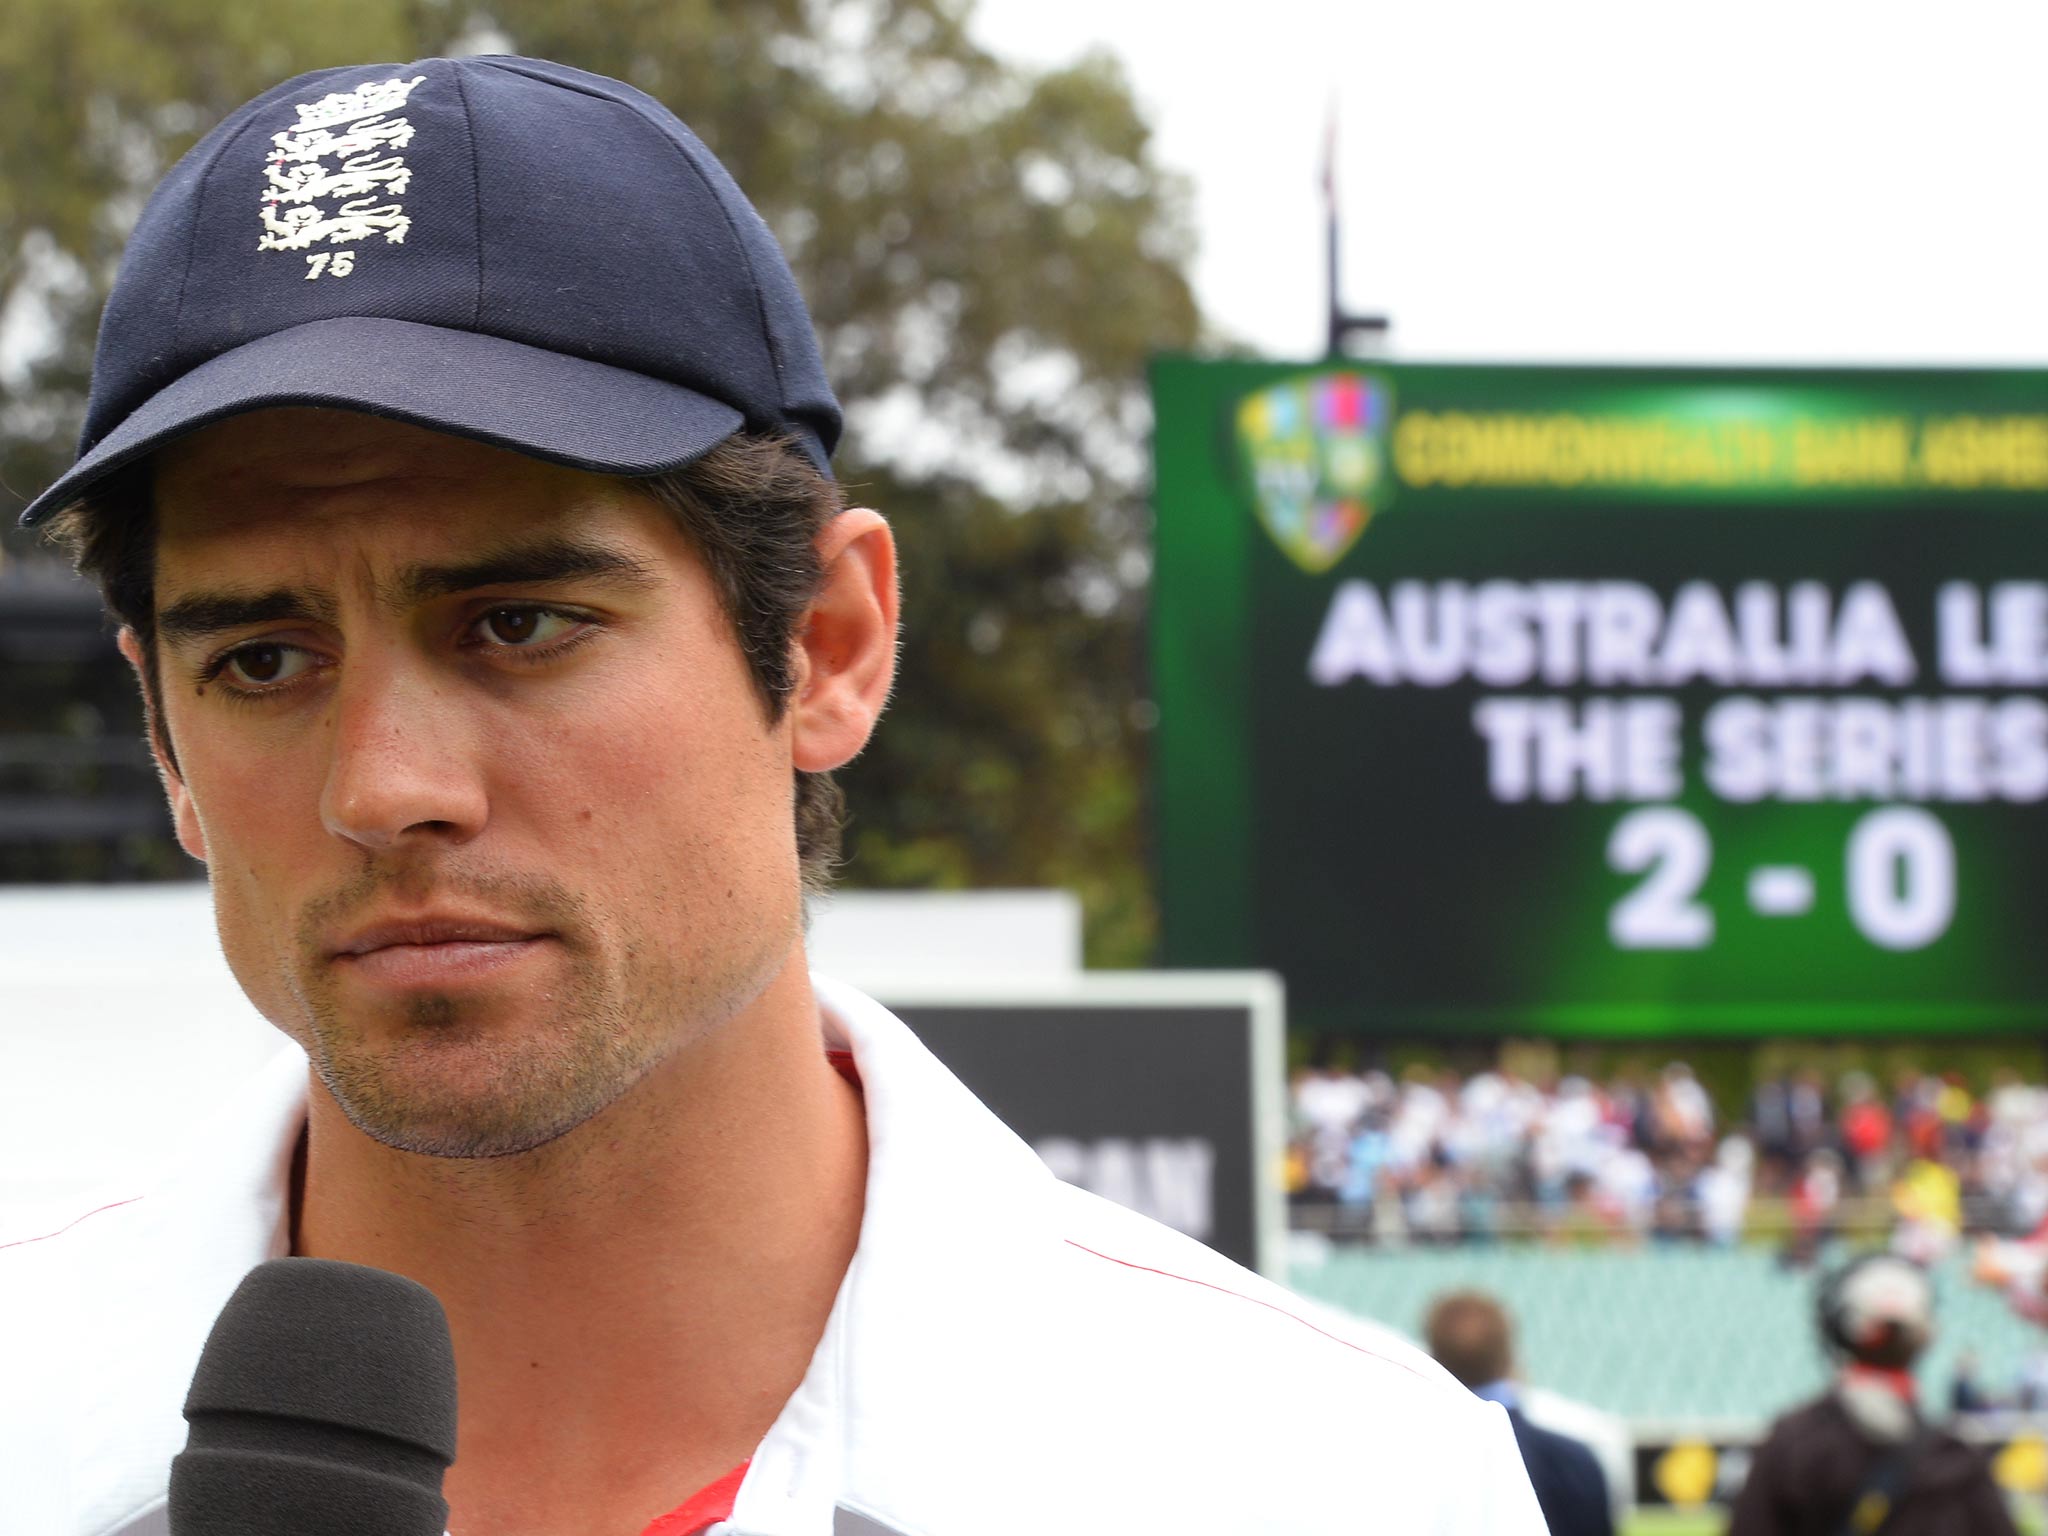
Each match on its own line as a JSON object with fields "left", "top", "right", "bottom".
{"left": 170, "top": 1257, "right": 457, "bottom": 1535}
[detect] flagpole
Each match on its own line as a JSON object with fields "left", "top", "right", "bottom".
{"left": 1323, "top": 97, "right": 1389, "bottom": 358}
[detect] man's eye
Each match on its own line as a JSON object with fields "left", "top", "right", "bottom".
{"left": 222, "top": 643, "right": 314, "bottom": 687}
{"left": 478, "top": 607, "right": 576, "bottom": 647}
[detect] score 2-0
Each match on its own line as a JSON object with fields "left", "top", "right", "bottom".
{"left": 1605, "top": 805, "right": 1955, "bottom": 952}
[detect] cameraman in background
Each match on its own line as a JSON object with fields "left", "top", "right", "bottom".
{"left": 1728, "top": 1254, "right": 2015, "bottom": 1535}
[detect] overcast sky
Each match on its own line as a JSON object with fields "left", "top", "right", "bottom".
{"left": 969, "top": 0, "right": 2048, "bottom": 368}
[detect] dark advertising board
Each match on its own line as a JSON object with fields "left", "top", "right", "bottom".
{"left": 1632, "top": 1426, "right": 2048, "bottom": 1512}
{"left": 1153, "top": 359, "right": 2048, "bottom": 1036}
{"left": 881, "top": 974, "right": 1285, "bottom": 1276}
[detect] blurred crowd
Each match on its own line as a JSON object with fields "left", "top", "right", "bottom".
{"left": 1287, "top": 1059, "right": 2048, "bottom": 1254}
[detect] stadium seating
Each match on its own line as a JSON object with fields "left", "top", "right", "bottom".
{"left": 1289, "top": 1241, "right": 2043, "bottom": 1424}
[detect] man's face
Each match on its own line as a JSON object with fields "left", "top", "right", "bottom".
{"left": 142, "top": 409, "right": 806, "bottom": 1158}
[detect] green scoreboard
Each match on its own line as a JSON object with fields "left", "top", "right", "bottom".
{"left": 1151, "top": 358, "right": 2048, "bottom": 1037}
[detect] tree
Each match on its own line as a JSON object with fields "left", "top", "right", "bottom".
{"left": 0, "top": 0, "right": 1199, "bottom": 962}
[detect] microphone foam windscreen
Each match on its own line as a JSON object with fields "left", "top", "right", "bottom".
{"left": 170, "top": 1257, "right": 457, "bottom": 1536}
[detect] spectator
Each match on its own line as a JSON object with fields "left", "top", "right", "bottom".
{"left": 1891, "top": 1158, "right": 1963, "bottom": 1266}
{"left": 1424, "top": 1290, "right": 1614, "bottom": 1536}
{"left": 1784, "top": 1148, "right": 1842, "bottom": 1269}
{"left": 1651, "top": 1151, "right": 1702, "bottom": 1241}
{"left": 1753, "top": 1070, "right": 1828, "bottom": 1186}
{"left": 1290, "top": 1058, "right": 1372, "bottom": 1205}
{"left": 1650, "top": 1061, "right": 1715, "bottom": 1155}
{"left": 1698, "top": 1136, "right": 1755, "bottom": 1247}
{"left": 2018, "top": 1350, "right": 2048, "bottom": 1412}
{"left": 1753, "top": 1074, "right": 1800, "bottom": 1175}
{"left": 1293, "top": 1058, "right": 1371, "bottom": 1142}
{"left": 1407, "top": 1159, "right": 1463, "bottom": 1244}
{"left": 1339, "top": 1110, "right": 1392, "bottom": 1213}
{"left": 1840, "top": 1073, "right": 1896, "bottom": 1193}
{"left": 1949, "top": 1351, "right": 1997, "bottom": 1418}
{"left": 1595, "top": 1143, "right": 1657, "bottom": 1238}
{"left": 1790, "top": 1071, "right": 1829, "bottom": 1158}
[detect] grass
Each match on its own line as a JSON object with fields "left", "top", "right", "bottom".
{"left": 1623, "top": 1512, "right": 1722, "bottom": 1536}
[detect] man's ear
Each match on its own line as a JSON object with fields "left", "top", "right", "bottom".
{"left": 116, "top": 626, "right": 208, "bottom": 864}
{"left": 791, "top": 509, "right": 898, "bottom": 773}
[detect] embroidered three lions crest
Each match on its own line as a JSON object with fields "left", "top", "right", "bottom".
{"left": 259, "top": 73, "right": 426, "bottom": 277}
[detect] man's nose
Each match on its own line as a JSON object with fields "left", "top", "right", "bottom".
{"left": 319, "top": 656, "right": 488, "bottom": 852}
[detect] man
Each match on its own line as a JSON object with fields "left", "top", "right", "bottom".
{"left": 1728, "top": 1253, "right": 2017, "bottom": 1536}
{"left": 0, "top": 55, "right": 1545, "bottom": 1535}
{"left": 1425, "top": 1289, "right": 1615, "bottom": 1536}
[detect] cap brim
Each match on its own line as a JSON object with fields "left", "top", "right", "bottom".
{"left": 19, "top": 316, "right": 751, "bottom": 527}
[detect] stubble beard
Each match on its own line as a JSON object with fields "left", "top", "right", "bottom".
{"left": 286, "top": 869, "right": 678, "bottom": 1160}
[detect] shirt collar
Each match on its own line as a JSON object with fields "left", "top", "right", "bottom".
{"left": 1472, "top": 1378, "right": 1522, "bottom": 1411}
{"left": 728, "top": 976, "right": 1055, "bottom": 1535}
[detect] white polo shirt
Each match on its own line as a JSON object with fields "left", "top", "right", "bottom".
{"left": 0, "top": 977, "right": 1544, "bottom": 1536}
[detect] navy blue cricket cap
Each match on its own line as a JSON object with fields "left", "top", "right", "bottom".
{"left": 18, "top": 54, "right": 840, "bottom": 528}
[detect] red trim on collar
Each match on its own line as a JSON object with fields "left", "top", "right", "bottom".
{"left": 1063, "top": 1238, "right": 1445, "bottom": 1387}
{"left": 0, "top": 1196, "right": 144, "bottom": 1252}
{"left": 639, "top": 1459, "right": 750, "bottom": 1536}
{"left": 826, "top": 1047, "right": 861, "bottom": 1087}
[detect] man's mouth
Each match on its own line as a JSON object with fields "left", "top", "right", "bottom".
{"left": 333, "top": 915, "right": 545, "bottom": 956}
{"left": 329, "top": 915, "right": 554, "bottom": 989}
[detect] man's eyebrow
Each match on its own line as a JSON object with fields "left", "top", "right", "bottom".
{"left": 392, "top": 537, "right": 661, "bottom": 604}
{"left": 156, "top": 537, "right": 662, "bottom": 646}
{"left": 157, "top": 588, "right": 340, "bottom": 646}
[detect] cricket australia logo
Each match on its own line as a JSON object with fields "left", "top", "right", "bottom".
{"left": 258, "top": 74, "right": 426, "bottom": 279}
{"left": 1234, "top": 371, "right": 1394, "bottom": 575}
